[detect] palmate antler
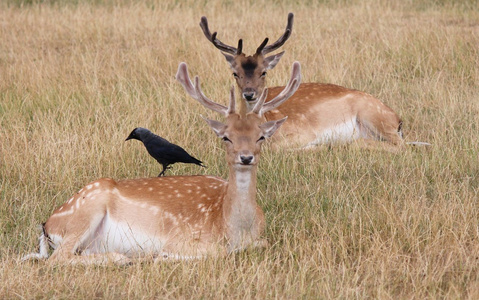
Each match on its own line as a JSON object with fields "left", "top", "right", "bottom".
{"left": 200, "top": 13, "right": 294, "bottom": 56}
{"left": 175, "top": 61, "right": 301, "bottom": 116}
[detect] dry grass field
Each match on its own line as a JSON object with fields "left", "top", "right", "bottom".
{"left": 1, "top": 0, "right": 478, "bottom": 298}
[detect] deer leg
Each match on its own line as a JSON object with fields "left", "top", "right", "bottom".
{"left": 47, "top": 230, "right": 132, "bottom": 265}
{"left": 21, "top": 233, "right": 50, "bottom": 262}
{"left": 357, "top": 110, "right": 404, "bottom": 146}
{"left": 47, "top": 210, "right": 132, "bottom": 265}
{"left": 375, "top": 120, "right": 404, "bottom": 146}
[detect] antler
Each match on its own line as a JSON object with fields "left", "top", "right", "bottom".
{"left": 176, "top": 62, "right": 234, "bottom": 116}
{"left": 200, "top": 16, "right": 241, "bottom": 55}
{"left": 255, "top": 38, "right": 269, "bottom": 55}
{"left": 252, "top": 89, "right": 269, "bottom": 115}
{"left": 261, "top": 12, "right": 294, "bottom": 55}
{"left": 176, "top": 61, "right": 300, "bottom": 117}
{"left": 259, "top": 61, "right": 301, "bottom": 114}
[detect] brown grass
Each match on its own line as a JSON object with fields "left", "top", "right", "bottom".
{"left": 1, "top": 0, "right": 479, "bottom": 298}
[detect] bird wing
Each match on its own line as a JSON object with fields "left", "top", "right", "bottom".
{"left": 144, "top": 139, "right": 202, "bottom": 165}
{"left": 143, "top": 139, "right": 170, "bottom": 164}
{"left": 161, "top": 144, "right": 203, "bottom": 164}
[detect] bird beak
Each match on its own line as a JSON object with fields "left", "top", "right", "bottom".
{"left": 126, "top": 129, "right": 137, "bottom": 141}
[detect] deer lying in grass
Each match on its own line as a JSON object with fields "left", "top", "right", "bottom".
{"left": 21, "top": 61, "right": 300, "bottom": 265}
{"left": 200, "top": 14, "right": 429, "bottom": 150}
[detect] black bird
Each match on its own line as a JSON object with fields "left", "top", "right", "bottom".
{"left": 126, "top": 127, "right": 205, "bottom": 176}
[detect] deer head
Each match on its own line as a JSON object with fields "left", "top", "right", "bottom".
{"left": 176, "top": 62, "right": 299, "bottom": 169}
{"left": 200, "top": 13, "right": 295, "bottom": 110}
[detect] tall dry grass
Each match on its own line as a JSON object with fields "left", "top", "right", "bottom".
{"left": 1, "top": 0, "right": 478, "bottom": 298}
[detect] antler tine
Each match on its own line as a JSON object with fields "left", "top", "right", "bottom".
{"left": 237, "top": 39, "right": 243, "bottom": 55}
{"left": 260, "top": 61, "right": 301, "bottom": 114}
{"left": 252, "top": 88, "right": 269, "bottom": 115}
{"left": 193, "top": 77, "right": 229, "bottom": 116}
{"left": 255, "top": 38, "right": 269, "bottom": 55}
{"left": 200, "top": 16, "right": 238, "bottom": 55}
{"left": 175, "top": 62, "right": 197, "bottom": 98}
{"left": 262, "top": 12, "right": 294, "bottom": 55}
{"left": 175, "top": 62, "right": 229, "bottom": 116}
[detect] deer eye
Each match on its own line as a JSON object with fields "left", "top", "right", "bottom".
{"left": 257, "top": 136, "right": 265, "bottom": 142}
{"left": 222, "top": 136, "right": 232, "bottom": 143}
{"left": 261, "top": 71, "right": 267, "bottom": 77}
{"left": 233, "top": 73, "right": 239, "bottom": 78}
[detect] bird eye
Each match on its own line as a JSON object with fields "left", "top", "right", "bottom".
{"left": 222, "top": 136, "right": 232, "bottom": 143}
{"left": 257, "top": 136, "right": 265, "bottom": 142}
{"left": 233, "top": 73, "right": 239, "bottom": 78}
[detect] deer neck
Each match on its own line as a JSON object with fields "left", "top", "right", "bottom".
{"left": 238, "top": 98, "right": 268, "bottom": 122}
{"left": 238, "top": 97, "right": 249, "bottom": 117}
{"left": 223, "top": 164, "right": 260, "bottom": 251}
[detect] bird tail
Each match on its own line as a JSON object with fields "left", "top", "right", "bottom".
{"left": 192, "top": 157, "right": 207, "bottom": 168}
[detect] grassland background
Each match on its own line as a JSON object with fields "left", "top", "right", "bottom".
{"left": 1, "top": 0, "right": 478, "bottom": 298}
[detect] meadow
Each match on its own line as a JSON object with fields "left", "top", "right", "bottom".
{"left": 1, "top": 0, "right": 478, "bottom": 298}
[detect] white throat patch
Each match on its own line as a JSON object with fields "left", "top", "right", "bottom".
{"left": 235, "top": 170, "right": 252, "bottom": 192}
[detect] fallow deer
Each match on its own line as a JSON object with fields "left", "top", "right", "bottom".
{"left": 21, "top": 61, "right": 300, "bottom": 265}
{"left": 200, "top": 14, "right": 426, "bottom": 150}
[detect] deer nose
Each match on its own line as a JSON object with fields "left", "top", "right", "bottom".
{"left": 240, "top": 155, "right": 254, "bottom": 165}
{"left": 243, "top": 92, "right": 255, "bottom": 101}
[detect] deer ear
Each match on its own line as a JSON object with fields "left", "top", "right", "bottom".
{"left": 203, "top": 117, "right": 227, "bottom": 137}
{"left": 260, "top": 116, "right": 288, "bottom": 138}
{"left": 264, "top": 51, "right": 285, "bottom": 70}
{"left": 222, "top": 52, "right": 236, "bottom": 69}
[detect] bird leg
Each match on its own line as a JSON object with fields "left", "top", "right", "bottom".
{"left": 158, "top": 165, "right": 172, "bottom": 177}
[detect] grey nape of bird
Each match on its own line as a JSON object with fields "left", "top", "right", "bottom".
{"left": 125, "top": 127, "right": 206, "bottom": 177}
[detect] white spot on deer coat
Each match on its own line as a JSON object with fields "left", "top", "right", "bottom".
{"left": 149, "top": 206, "right": 159, "bottom": 215}
{"left": 52, "top": 206, "right": 75, "bottom": 217}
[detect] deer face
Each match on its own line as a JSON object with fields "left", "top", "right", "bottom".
{"left": 223, "top": 52, "right": 285, "bottom": 109}
{"left": 205, "top": 113, "right": 286, "bottom": 169}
